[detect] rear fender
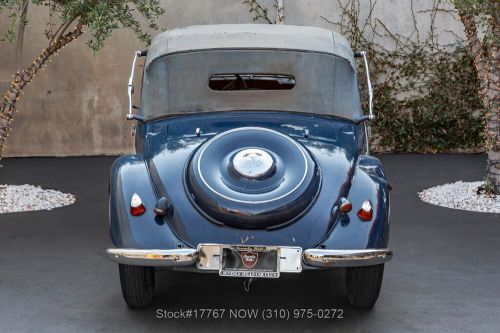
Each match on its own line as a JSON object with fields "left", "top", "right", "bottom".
{"left": 109, "top": 155, "right": 186, "bottom": 249}
{"left": 320, "top": 155, "right": 390, "bottom": 249}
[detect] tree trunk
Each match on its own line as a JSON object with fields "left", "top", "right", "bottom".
{"left": 485, "top": 8, "right": 500, "bottom": 192}
{"left": 16, "top": 0, "right": 29, "bottom": 67}
{"left": 458, "top": 10, "right": 500, "bottom": 193}
{"left": 458, "top": 11, "right": 489, "bottom": 101}
{"left": 0, "top": 23, "right": 83, "bottom": 160}
{"left": 276, "top": 0, "right": 285, "bottom": 24}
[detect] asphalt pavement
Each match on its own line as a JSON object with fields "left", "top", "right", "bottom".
{"left": 0, "top": 154, "right": 499, "bottom": 333}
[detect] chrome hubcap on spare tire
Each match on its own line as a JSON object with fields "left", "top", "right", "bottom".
{"left": 232, "top": 148, "right": 274, "bottom": 179}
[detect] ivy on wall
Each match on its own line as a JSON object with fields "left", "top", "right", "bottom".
{"left": 324, "top": 0, "right": 485, "bottom": 153}
{"left": 245, "top": 0, "right": 485, "bottom": 153}
{"left": 372, "top": 47, "right": 483, "bottom": 152}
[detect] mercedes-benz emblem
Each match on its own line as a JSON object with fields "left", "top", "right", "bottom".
{"left": 232, "top": 148, "right": 274, "bottom": 179}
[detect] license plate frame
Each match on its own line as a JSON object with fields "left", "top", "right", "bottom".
{"left": 219, "top": 245, "right": 280, "bottom": 278}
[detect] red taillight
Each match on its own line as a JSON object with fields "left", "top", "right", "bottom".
{"left": 130, "top": 193, "right": 146, "bottom": 216}
{"left": 339, "top": 198, "right": 352, "bottom": 213}
{"left": 131, "top": 204, "right": 146, "bottom": 216}
{"left": 357, "top": 200, "right": 373, "bottom": 221}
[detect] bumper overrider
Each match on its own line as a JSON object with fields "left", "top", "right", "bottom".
{"left": 105, "top": 245, "right": 392, "bottom": 270}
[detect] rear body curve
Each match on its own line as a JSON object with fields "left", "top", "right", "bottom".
{"left": 110, "top": 112, "right": 390, "bottom": 254}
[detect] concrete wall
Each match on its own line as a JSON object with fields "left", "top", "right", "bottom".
{"left": 0, "top": 0, "right": 464, "bottom": 157}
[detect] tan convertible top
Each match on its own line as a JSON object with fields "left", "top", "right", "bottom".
{"left": 141, "top": 24, "right": 362, "bottom": 121}
{"left": 145, "top": 24, "right": 355, "bottom": 68}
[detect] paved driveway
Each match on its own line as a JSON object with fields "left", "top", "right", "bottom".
{"left": 0, "top": 155, "right": 498, "bottom": 332}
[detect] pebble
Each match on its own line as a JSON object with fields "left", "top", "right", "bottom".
{"left": 418, "top": 181, "right": 499, "bottom": 214}
{"left": 0, "top": 184, "right": 76, "bottom": 214}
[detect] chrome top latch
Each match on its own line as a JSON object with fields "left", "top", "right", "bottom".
{"left": 354, "top": 50, "right": 374, "bottom": 121}
{"left": 354, "top": 50, "right": 374, "bottom": 155}
{"left": 127, "top": 50, "right": 147, "bottom": 121}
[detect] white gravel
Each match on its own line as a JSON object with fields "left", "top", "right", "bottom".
{"left": 0, "top": 184, "right": 76, "bottom": 214}
{"left": 418, "top": 181, "right": 500, "bottom": 214}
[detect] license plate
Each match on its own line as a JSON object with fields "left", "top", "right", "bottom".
{"left": 219, "top": 245, "right": 280, "bottom": 278}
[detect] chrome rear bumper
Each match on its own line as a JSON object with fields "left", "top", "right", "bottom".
{"left": 106, "top": 248, "right": 198, "bottom": 267}
{"left": 303, "top": 249, "right": 393, "bottom": 267}
{"left": 105, "top": 247, "right": 392, "bottom": 268}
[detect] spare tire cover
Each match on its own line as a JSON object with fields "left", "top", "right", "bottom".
{"left": 185, "top": 127, "right": 321, "bottom": 229}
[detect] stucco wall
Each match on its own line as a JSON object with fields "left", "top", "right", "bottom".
{"left": 0, "top": 0, "right": 464, "bottom": 157}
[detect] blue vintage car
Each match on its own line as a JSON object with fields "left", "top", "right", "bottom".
{"left": 106, "top": 24, "right": 392, "bottom": 309}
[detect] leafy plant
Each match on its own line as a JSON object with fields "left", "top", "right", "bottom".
{"left": 243, "top": 0, "right": 284, "bottom": 24}
{"left": 322, "top": 0, "right": 485, "bottom": 153}
{"left": 0, "top": 0, "right": 165, "bottom": 160}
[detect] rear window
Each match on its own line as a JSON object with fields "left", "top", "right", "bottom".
{"left": 209, "top": 74, "right": 295, "bottom": 91}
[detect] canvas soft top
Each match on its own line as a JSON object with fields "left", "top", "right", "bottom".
{"left": 145, "top": 24, "right": 355, "bottom": 68}
{"left": 140, "top": 24, "right": 363, "bottom": 121}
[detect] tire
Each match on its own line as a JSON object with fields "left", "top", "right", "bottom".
{"left": 345, "top": 264, "right": 384, "bottom": 308}
{"left": 118, "top": 264, "right": 155, "bottom": 308}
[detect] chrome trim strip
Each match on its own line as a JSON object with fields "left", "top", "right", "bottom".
{"left": 197, "top": 127, "right": 309, "bottom": 204}
{"left": 105, "top": 248, "right": 198, "bottom": 267}
{"left": 303, "top": 249, "right": 392, "bottom": 268}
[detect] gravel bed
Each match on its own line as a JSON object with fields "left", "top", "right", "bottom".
{"left": 0, "top": 184, "right": 76, "bottom": 214}
{"left": 418, "top": 181, "right": 499, "bottom": 213}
